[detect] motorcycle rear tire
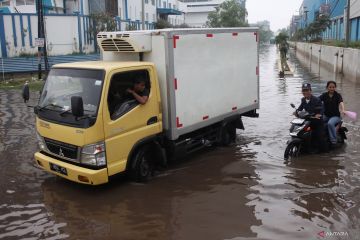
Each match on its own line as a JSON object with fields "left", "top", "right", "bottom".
{"left": 284, "top": 142, "right": 301, "bottom": 160}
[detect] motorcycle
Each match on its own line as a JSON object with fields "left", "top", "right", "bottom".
{"left": 284, "top": 103, "right": 348, "bottom": 160}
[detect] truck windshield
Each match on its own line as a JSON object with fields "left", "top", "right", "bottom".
{"left": 37, "top": 68, "right": 104, "bottom": 128}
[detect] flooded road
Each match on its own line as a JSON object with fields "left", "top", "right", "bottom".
{"left": 0, "top": 45, "right": 360, "bottom": 239}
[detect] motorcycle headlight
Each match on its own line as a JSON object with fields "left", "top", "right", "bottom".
{"left": 36, "top": 132, "right": 47, "bottom": 151}
{"left": 290, "top": 126, "right": 303, "bottom": 136}
{"left": 81, "top": 141, "right": 107, "bottom": 167}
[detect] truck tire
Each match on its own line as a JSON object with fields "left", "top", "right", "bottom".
{"left": 220, "top": 124, "right": 236, "bottom": 146}
{"left": 129, "top": 146, "right": 154, "bottom": 182}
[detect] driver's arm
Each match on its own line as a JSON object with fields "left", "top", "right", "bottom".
{"left": 127, "top": 89, "right": 148, "bottom": 105}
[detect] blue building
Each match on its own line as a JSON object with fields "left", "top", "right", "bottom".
{"left": 296, "top": 0, "right": 360, "bottom": 41}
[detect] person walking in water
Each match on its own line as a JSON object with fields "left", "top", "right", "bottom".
{"left": 22, "top": 81, "right": 30, "bottom": 103}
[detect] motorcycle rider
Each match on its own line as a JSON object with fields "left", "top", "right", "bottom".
{"left": 295, "top": 83, "right": 327, "bottom": 153}
{"left": 319, "top": 81, "right": 345, "bottom": 147}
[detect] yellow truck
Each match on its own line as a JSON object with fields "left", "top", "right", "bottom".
{"left": 33, "top": 28, "right": 259, "bottom": 185}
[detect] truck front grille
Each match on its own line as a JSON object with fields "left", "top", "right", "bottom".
{"left": 44, "top": 138, "right": 78, "bottom": 160}
{"left": 100, "top": 39, "right": 135, "bottom": 52}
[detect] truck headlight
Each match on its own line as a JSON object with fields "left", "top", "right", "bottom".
{"left": 81, "top": 141, "right": 107, "bottom": 167}
{"left": 36, "top": 132, "right": 47, "bottom": 151}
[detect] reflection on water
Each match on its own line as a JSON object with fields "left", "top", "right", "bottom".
{"left": 0, "top": 45, "right": 360, "bottom": 239}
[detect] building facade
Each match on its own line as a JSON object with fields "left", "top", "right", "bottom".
{"left": 0, "top": 0, "right": 186, "bottom": 57}
{"left": 295, "top": 0, "right": 360, "bottom": 41}
{"left": 179, "top": 0, "right": 246, "bottom": 27}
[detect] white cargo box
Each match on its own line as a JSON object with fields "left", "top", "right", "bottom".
{"left": 100, "top": 28, "right": 259, "bottom": 140}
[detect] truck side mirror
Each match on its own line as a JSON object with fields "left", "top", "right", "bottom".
{"left": 71, "top": 96, "right": 84, "bottom": 117}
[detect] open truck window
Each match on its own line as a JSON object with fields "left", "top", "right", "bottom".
{"left": 108, "top": 69, "right": 151, "bottom": 120}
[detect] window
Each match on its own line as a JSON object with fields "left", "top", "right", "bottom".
{"left": 169, "top": 3, "right": 171, "bottom": 8}
{"left": 163, "top": 1, "right": 166, "bottom": 8}
{"left": 145, "top": 0, "right": 148, "bottom": 3}
{"left": 108, "top": 70, "right": 151, "bottom": 120}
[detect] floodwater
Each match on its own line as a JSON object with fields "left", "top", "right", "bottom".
{"left": 0, "top": 45, "right": 360, "bottom": 240}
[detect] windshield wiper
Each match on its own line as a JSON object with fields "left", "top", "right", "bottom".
{"left": 59, "top": 109, "right": 95, "bottom": 117}
{"left": 38, "top": 103, "right": 63, "bottom": 111}
{"left": 59, "top": 109, "right": 71, "bottom": 116}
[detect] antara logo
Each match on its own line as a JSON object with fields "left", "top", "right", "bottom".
{"left": 59, "top": 148, "right": 65, "bottom": 157}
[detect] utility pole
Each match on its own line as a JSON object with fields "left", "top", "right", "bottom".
{"left": 345, "top": 0, "right": 351, "bottom": 47}
{"left": 304, "top": 6, "right": 309, "bottom": 41}
{"left": 141, "top": 0, "right": 145, "bottom": 30}
{"left": 36, "top": 0, "right": 49, "bottom": 80}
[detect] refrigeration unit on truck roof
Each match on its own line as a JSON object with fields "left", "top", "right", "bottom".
{"left": 97, "top": 31, "right": 152, "bottom": 52}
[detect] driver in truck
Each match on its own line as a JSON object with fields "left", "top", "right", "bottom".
{"left": 126, "top": 77, "right": 149, "bottom": 105}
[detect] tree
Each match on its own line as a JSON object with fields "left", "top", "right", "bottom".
{"left": 155, "top": 19, "right": 191, "bottom": 29}
{"left": 253, "top": 21, "right": 273, "bottom": 43}
{"left": 291, "top": 15, "right": 331, "bottom": 42}
{"left": 155, "top": 18, "right": 172, "bottom": 29}
{"left": 88, "top": 13, "right": 117, "bottom": 52}
{"left": 206, "top": 0, "right": 248, "bottom": 28}
{"left": 292, "top": 28, "right": 305, "bottom": 41}
{"left": 89, "top": 12, "right": 117, "bottom": 34}
{"left": 275, "top": 32, "right": 289, "bottom": 46}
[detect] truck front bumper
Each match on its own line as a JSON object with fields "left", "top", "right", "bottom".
{"left": 34, "top": 152, "right": 108, "bottom": 185}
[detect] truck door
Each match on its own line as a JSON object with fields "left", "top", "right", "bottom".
{"left": 103, "top": 66, "right": 162, "bottom": 176}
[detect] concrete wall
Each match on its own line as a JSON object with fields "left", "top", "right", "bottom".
{"left": 292, "top": 41, "right": 360, "bottom": 83}
{"left": 0, "top": 13, "right": 94, "bottom": 58}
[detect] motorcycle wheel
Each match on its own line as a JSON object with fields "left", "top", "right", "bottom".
{"left": 284, "top": 142, "right": 301, "bottom": 160}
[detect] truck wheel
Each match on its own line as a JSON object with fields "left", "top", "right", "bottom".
{"left": 220, "top": 125, "right": 236, "bottom": 146}
{"left": 130, "top": 146, "right": 154, "bottom": 182}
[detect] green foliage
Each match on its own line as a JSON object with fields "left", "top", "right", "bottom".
{"left": 155, "top": 18, "right": 172, "bottom": 29}
{"left": 206, "top": 0, "right": 248, "bottom": 28}
{"left": 126, "top": 24, "right": 138, "bottom": 31}
{"left": 155, "top": 19, "right": 191, "bottom": 29}
{"left": 291, "top": 15, "right": 331, "bottom": 41}
{"left": 322, "top": 40, "right": 360, "bottom": 49}
{"left": 253, "top": 21, "right": 273, "bottom": 43}
{"left": 89, "top": 12, "right": 117, "bottom": 35}
{"left": 0, "top": 79, "right": 44, "bottom": 91}
{"left": 275, "top": 32, "right": 289, "bottom": 45}
{"left": 174, "top": 23, "right": 191, "bottom": 29}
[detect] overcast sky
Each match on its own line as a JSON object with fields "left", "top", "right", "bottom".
{"left": 247, "top": 0, "right": 303, "bottom": 32}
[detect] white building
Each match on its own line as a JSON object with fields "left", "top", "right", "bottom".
{"left": 0, "top": 0, "right": 185, "bottom": 27}
{"left": 179, "top": 0, "right": 246, "bottom": 27}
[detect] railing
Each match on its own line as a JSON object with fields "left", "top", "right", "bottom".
{"left": 0, "top": 53, "right": 100, "bottom": 74}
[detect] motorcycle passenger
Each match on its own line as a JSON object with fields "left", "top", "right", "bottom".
{"left": 295, "top": 83, "right": 327, "bottom": 152}
{"left": 319, "top": 81, "right": 345, "bottom": 146}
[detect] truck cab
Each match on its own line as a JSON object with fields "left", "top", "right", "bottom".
{"left": 35, "top": 61, "right": 162, "bottom": 185}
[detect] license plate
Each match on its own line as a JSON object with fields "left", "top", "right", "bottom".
{"left": 49, "top": 163, "right": 68, "bottom": 176}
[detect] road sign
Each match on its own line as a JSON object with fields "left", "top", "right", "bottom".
{"left": 35, "top": 38, "right": 45, "bottom": 47}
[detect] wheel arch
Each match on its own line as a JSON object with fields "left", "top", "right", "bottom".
{"left": 126, "top": 135, "right": 166, "bottom": 172}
